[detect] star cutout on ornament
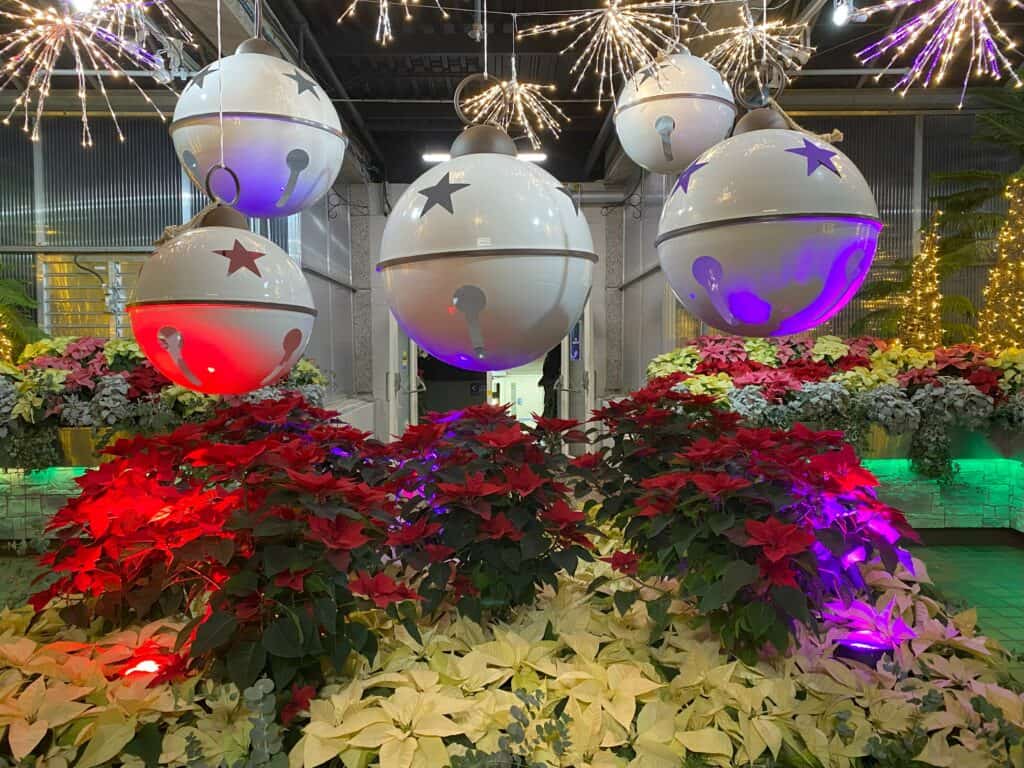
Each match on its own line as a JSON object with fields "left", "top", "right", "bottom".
{"left": 785, "top": 138, "right": 841, "bottom": 177}
{"left": 214, "top": 240, "right": 265, "bottom": 277}
{"left": 417, "top": 172, "right": 471, "bottom": 217}
{"left": 189, "top": 63, "right": 218, "bottom": 90}
{"left": 675, "top": 161, "right": 707, "bottom": 194}
{"left": 636, "top": 58, "right": 673, "bottom": 87}
{"left": 284, "top": 69, "right": 320, "bottom": 99}
{"left": 557, "top": 185, "right": 581, "bottom": 215}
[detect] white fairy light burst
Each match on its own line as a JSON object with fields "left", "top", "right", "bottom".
{"left": 338, "top": 0, "right": 449, "bottom": 45}
{"left": 0, "top": 0, "right": 191, "bottom": 146}
{"left": 461, "top": 70, "right": 568, "bottom": 149}
{"left": 518, "top": 1, "right": 705, "bottom": 109}
{"left": 688, "top": 5, "right": 813, "bottom": 87}
{"left": 856, "top": 0, "right": 1022, "bottom": 107}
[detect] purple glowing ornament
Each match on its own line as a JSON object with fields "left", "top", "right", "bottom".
{"left": 171, "top": 39, "right": 347, "bottom": 218}
{"left": 657, "top": 127, "right": 882, "bottom": 337}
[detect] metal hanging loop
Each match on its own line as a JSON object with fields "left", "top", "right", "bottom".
{"left": 204, "top": 163, "right": 242, "bottom": 207}
{"left": 453, "top": 72, "right": 499, "bottom": 126}
{"left": 733, "top": 58, "right": 787, "bottom": 110}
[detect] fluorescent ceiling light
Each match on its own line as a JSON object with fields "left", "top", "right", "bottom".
{"left": 422, "top": 152, "right": 547, "bottom": 163}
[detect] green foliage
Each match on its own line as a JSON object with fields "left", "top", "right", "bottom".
{"left": 0, "top": 279, "right": 43, "bottom": 363}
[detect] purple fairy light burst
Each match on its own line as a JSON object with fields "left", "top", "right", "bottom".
{"left": 855, "top": 0, "right": 1023, "bottom": 108}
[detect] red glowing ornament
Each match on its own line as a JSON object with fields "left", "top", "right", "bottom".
{"left": 128, "top": 209, "right": 316, "bottom": 395}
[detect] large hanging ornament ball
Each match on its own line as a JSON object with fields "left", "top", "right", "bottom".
{"left": 657, "top": 128, "right": 881, "bottom": 337}
{"left": 378, "top": 125, "right": 596, "bottom": 372}
{"left": 614, "top": 51, "right": 735, "bottom": 175}
{"left": 170, "top": 39, "right": 346, "bottom": 218}
{"left": 128, "top": 209, "right": 316, "bottom": 394}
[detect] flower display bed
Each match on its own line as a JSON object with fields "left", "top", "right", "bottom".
{"left": 0, "top": 336, "right": 326, "bottom": 471}
{"left": 0, "top": 385, "right": 1020, "bottom": 767}
{"left": 649, "top": 335, "right": 1024, "bottom": 487}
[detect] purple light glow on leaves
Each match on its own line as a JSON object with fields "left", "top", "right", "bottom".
{"left": 855, "top": 0, "right": 1023, "bottom": 108}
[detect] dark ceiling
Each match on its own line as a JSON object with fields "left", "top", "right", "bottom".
{"left": 264, "top": 0, "right": 1024, "bottom": 182}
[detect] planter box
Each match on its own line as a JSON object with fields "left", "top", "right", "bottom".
{"left": 862, "top": 425, "right": 911, "bottom": 460}
{"left": 57, "top": 427, "right": 129, "bottom": 467}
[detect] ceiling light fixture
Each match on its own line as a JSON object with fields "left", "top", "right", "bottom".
{"left": 423, "top": 152, "right": 547, "bottom": 163}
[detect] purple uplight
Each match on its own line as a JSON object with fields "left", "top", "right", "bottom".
{"left": 837, "top": 630, "right": 893, "bottom": 652}
{"left": 841, "top": 546, "right": 867, "bottom": 568}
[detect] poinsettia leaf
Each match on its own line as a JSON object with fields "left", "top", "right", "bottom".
{"left": 550, "top": 549, "right": 578, "bottom": 575}
{"left": 741, "top": 601, "right": 776, "bottom": 638}
{"left": 700, "top": 560, "right": 760, "bottom": 611}
{"left": 613, "top": 589, "right": 639, "bottom": 616}
{"left": 708, "top": 510, "right": 735, "bottom": 535}
{"left": 771, "top": 586, "right": 812, "bottom": 626}
{"left": 192, "top": 611, "right": 238, "bottom": 656}
{"left": 224, "top": 571, "right": 260, "bottom": 597}
{"left": 227, "top": 641, "right": 267, "bottom": 691}
{"left": 123, "top": 722, "right": 162, "bottom": 767}
{"left": 313, "top": 597, "right": 338, "bottom": 631}
{"left": 401, "top": 618, "right": 422, "bottom": 645}
{"left": 263, "top": 615, "right": 305, "bottom": 659}
{"left": 587, "top": 575, "right": 611, "bottom": 594}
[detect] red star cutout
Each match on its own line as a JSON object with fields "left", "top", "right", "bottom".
{"left": 214, "top": 239, "right": 264, "bottom": 277}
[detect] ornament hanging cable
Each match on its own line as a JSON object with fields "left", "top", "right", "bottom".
{"left": 217, "top": 0, "right": 224, "bottom": 172}
{"left": 483, "top": 0, "right": 488, "bottom": 79}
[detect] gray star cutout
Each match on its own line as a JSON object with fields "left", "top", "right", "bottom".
{"left": 418, "top": 172, "right": 471, "bottom": 217}
{"left": 284, "top": 69, "right": 320, "bottom": 99}
{"left": 189, "top": 63, "right": 218, "bottom": 90}
{"left": 557, "top": 185, "right": 580, "bottom": 215}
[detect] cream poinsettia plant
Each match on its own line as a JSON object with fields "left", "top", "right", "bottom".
{"left": 286, "top": 557, "right": 1023, "bottom": 768}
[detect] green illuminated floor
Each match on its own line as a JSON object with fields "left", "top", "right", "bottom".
{"left": 914, "top": 537, "right": 1024, "bottom": 678}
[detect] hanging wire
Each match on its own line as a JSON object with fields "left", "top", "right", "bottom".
{"left": 254, "top": 0, "right": 263, "bottom": 38}
{"left": 483, "top": 0, "right": 488, "bottom": 78}
{"left": 216, "top": 0, "right": 225, "bottom": 170}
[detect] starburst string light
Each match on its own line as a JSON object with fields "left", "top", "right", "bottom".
{"left": 518, "top": 1, "right": 706, "bottom": 109}
{"left": 0, "top": 0, "right": 190, "bottom": 146}
{"left": 687, "top": 5, "right": 812, "bottom": 87}
{"left": 338, "top": 0, "right": 449, "bottom": 45}
{"left": 461, "top": 66, "right": 569, "bottom": 149}
{"left": 856, "top": 0, "right": 1022, "bottom": 107}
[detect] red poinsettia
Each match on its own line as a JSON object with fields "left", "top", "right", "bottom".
{"left": 569, "top": 452, "right": 603, "bottom": 470}
{"left": 348, "top": 571, "right": 422, "bottom": 608}
{"left": 504, "top": 464, "right": 546, "bottom": 496}
{"left": 602, "top": 550, "right": 640, "bottom": 576}
{"left": 542, "top": 500, "right": 585, "bottom": 527}
{"left": 386, "top": 518, "right": 442, "bottom": 547}
{"left": 758, "top": 555, "right": 799, "bottom": 588}
{"left": 281, "top": 684, "right": 318, "bottom": 725}
{"left": 689, "top": 472, "right": 751, "bottom": 498}
{"left": 307, "top": 516, "right": 370, "bottom": 551}
{"left": 476, "top": 424, "right": 533, "bottom": 449}
{"left": 744, "top": 517, "right": 815, "bottom": 562}
{"left": 532, "top": 415, "right": 581, "bottom": 432}
{"left": 479, "top": 513, "right": 524, "bottom": 542}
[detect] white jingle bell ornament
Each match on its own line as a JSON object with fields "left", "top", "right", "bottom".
{"left": 171, "top": 39, "right": 346, "bottom": 218}
{"left": 128, "top": 208, "right": 316, "bottom": 395}
{"left": 657, "top": 127, "right": 881, "bottom": 337}
{"left": 615, "top": 50, "right": 735, "bottom": 175}
{"left": 378, "top": 125, "right": 596, "bottom": 372}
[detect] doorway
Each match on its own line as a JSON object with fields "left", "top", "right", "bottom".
{"left": 385, "top": 301, "right": 594, "bottom": 436}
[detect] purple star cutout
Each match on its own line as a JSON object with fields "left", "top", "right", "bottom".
{"left": 214, "top": 240, "right": 265, "bottom": 277}
{"left": 785, "top": 138, "right": 841, "bottom": 177}
{"left": 675, "top": 161, "right": 707, "bottom": 194}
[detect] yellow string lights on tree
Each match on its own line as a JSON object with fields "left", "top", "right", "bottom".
{"left": 338, "top": 0, "right": 449, "bottom": 45}
{"left": 902, "top": 211, "right": 944, "bottom": 349}
{"left": 856, "top": 0, "right": 1022, "bottom": 108}
{"left": 0, "top": 0, "right": 189, "bottom": 146}
{"left": 686, "top": 4, "right": 813, "bottom": 87}
{"left": 976, "top": 176, "right": 1024, "bottom": 351}
{"left": 517, "top": 1, "right": 704, "bottom": 110}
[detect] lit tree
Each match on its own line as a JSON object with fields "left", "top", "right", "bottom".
{"left": 901, "top": 212, "right": 944, "bottom": 349}
{"left": 976, "top": 175, "right": 1024, "bottom": 351}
